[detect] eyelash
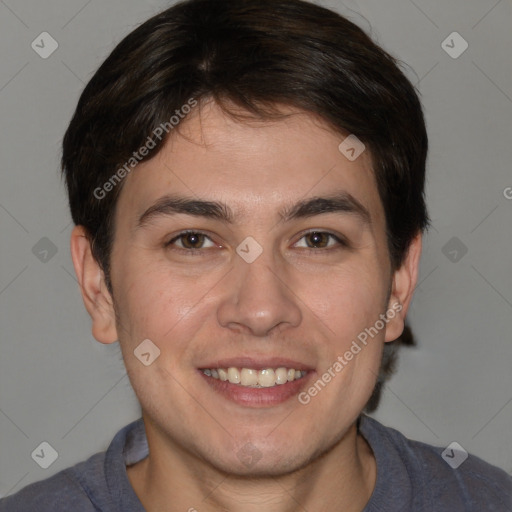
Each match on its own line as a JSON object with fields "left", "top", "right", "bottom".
{"left": 165, "top": 229, "right": 348, "bottom": 255}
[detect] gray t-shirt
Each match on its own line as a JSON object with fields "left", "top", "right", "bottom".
{"left": 1, "top": 414, "right": 511, "bottom": 511}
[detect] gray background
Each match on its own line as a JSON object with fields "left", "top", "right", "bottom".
{"left": 1, "top": 0, "right": 511, "bottom": 498}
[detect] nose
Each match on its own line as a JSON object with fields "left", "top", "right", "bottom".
{"left": 216, "top": 247, "right": 302, "bottom": 337}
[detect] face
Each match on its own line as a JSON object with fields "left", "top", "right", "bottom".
{"left": 80, "top": 99, "right": 414, "bottom": 476}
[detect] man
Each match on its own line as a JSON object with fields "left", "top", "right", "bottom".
{"left": 1, "top": 0, "right": 510, "bottom": 510}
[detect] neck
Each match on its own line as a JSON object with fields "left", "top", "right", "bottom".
{"left": 127, "top": 417, "right": 376, "bottom": 512}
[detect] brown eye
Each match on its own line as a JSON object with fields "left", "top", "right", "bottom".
{"left": 294, "top": 231, "right": 347, "bottom": 251}
{"left": 166, "top": 231, "right": 215, "bottom": 251}
{"left": 179, "top": 232, "right": 205, "bottom": 249}
{"left": 305, "top": 231, "right": 330, "bottom": 248}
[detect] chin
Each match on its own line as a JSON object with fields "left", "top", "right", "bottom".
{"left": 195, "top": 433, "right": 330, "bottom": 479}
{"left": 207, "top": 451, "right": 312, "bottom": 478}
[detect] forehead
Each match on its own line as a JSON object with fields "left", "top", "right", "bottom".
{"left": 116, "top": 101, "right": 384, "bottom": 229}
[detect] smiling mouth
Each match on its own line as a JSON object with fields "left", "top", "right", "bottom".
{"left": 201, "top": 367, "right": 308, "bottom": 388}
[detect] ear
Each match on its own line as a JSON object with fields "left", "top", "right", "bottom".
{"left": 70, "top": 225, "right": 118, "bottom": 344}
{"left": 384, "top": 232, "right": 422, "bottom": 342}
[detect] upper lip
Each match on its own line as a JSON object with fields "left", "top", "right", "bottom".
{"left": 198, "top": 357, "right": 315, "bottom": 372}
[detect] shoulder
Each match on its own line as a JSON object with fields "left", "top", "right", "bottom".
{"left": 0, "top": 452, "right": 104, "bottom": 512}
{"left": 408, "top": 435, "right": 511, "bottom": 510}
{"left": 360, "top": 414, "right": 512, "bottom": 511}
{"left": 0, "top": 418, "right": 146, "bottom": 512}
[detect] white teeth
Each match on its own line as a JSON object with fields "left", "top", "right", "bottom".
{"left": 275, "top": 367, "right": 288, "bottom": 385}
{"left": 227, "top": 367, "right": 241, "bottom": 384}
{"left": 202, "top": 366, "right": 308, "bottom": 387}
{"left": 240, "top": 368, "right": 258, "bottom": 386}
{"left": 258, "top": 369, "right": 275, "bottom": 387}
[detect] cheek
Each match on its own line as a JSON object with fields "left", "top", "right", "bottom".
{"left": 112, "top": 255, "right": 219, "bottom": 351}
{"left": 304, "top": 265, "right": 387, "bottom": 340}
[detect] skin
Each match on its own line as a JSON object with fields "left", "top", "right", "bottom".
{"left": 71, "top": 99, "right": 422, "bottom": 512}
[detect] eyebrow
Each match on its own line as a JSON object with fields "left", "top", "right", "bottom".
{"left": 136, "top": 192, "right": 371, "bottom": 228}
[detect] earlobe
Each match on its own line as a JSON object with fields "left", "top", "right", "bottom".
{"left": 70, "top": 225, "right": 118, "bottom": 344}
{"left": 384, "top": 232, "right": 422, "bottom": 342}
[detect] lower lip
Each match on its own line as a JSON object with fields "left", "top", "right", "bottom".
{"left": 198, "top": 370, "right": 315, "bottom": 407}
